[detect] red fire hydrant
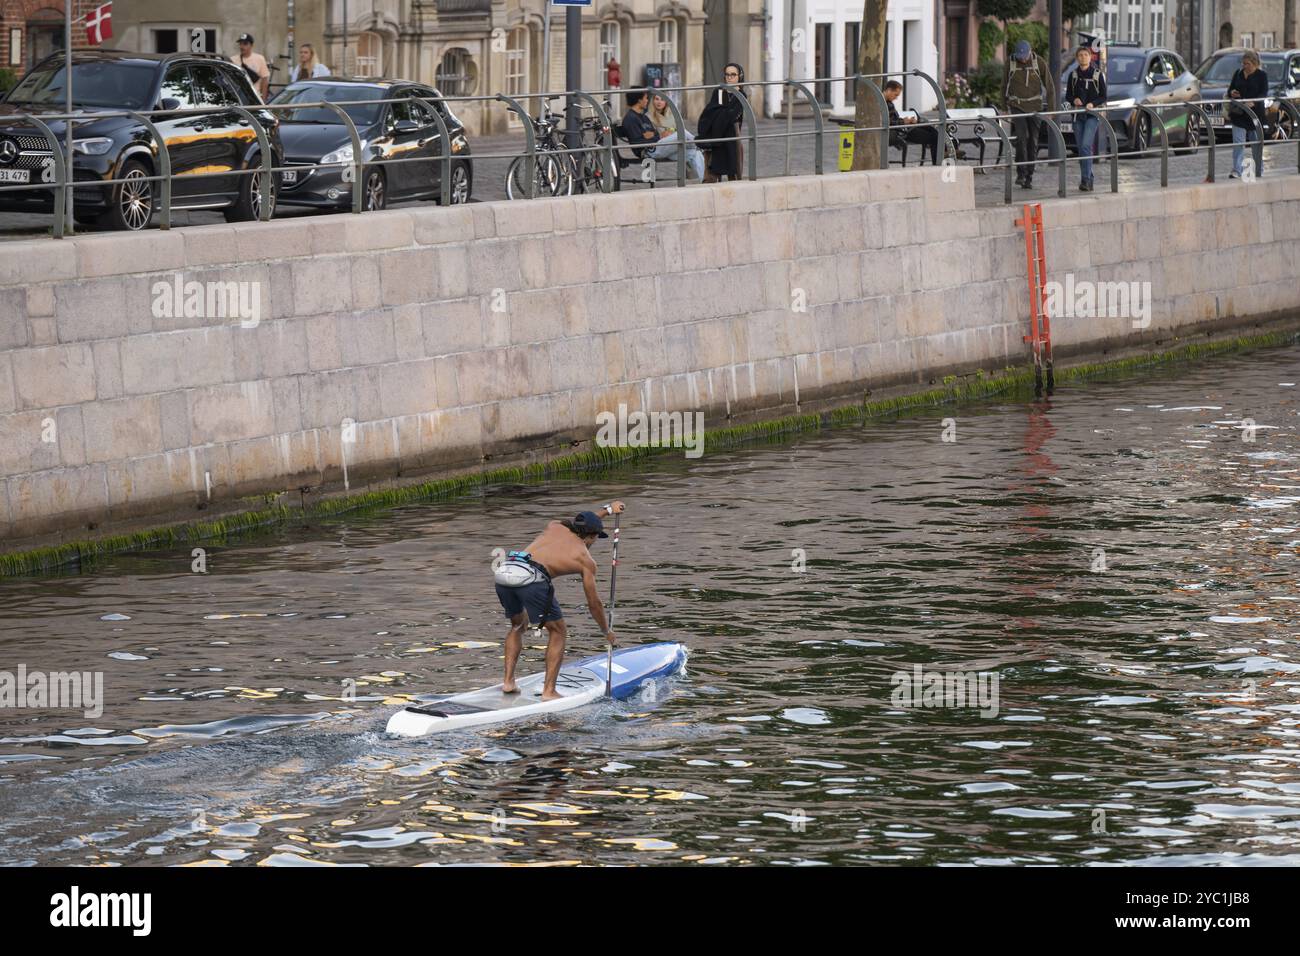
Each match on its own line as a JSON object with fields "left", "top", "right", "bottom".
{"left": 606, "top": 58, "right": 621, "bottom": 89}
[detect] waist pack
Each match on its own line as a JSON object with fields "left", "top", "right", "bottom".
{"left": 494, "top": 551, "right": 546, "bottom": 588}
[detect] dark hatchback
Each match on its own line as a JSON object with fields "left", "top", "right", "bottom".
{"left": 1195, "top": 48, "right": 1300, "bottom": 140}
{"left": 269, "top": 78, "right": 472, "bottom": 211}
{"left": 0, "top": 50, "right": 282, "bottom": 230}
{"left": 1057, "top": 44, "right": 1201, "bottom": 152}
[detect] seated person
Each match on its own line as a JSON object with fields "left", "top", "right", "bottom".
{"left": 648, "top": 93, "right": 706, "bottom": 180}
{"left": 622, "top": 88, "right": 660, "bottom": 158}
{"left": 883, "top": 79, "right": 939, "bottom": 165}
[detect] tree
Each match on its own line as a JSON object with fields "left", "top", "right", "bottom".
{"left": 850, "top": 0, "right": 888, "bottom": 170}
{"left": 1062, "top": 0, "right": 1099, "bottom": 23}
{"left": 978, "top": 0, "right": 1034, "bottom": 58}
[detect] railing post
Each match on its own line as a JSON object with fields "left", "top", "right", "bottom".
{"left": 911, "top": 69, "right": 950, "bottom": 162}
{"left": 22, "top": 115, "right": 66, "bottom": 239}
{"left": 1279, "top": 99, "right": 1300, "bottom": 174}
{"left": 1244, "top": 106, "right": 1265, "bottom": 176}
{"left": 229, "top": 105, "right": 274, "bottom": 220}
{"left": 496, "top": 93, "right": 537, "bottom": 199}
{"left": 730, "top": 85, "right": 759, "bottom": 181}
{"left": 567, "top": 89, "right": 616, "bottom": 193}
{"left": 413, "top": 94, "right": 454, "bottom": 205}
{"left": 1038, "top": 114, "right": 1068, "bottom": 198}
{"left": 1090, "top": 110, "right": 1120, "bottom": 194}
{"left": 854, "top": 75, "right": 890, "bottom": 170}
{"left": 317, "top": 102, "right": 365, "bottom": 212}
{"left": 987, "top": 116, "right": 1014, "bottom": 204}
{"left": 652, "top": 91, "right": 689, "bottom": 188}
{"left": 1132, "top": 104, "right": 1169, "bottom": 187}
{"left": 786, "top": 79, "right": 824, "bottom": 175}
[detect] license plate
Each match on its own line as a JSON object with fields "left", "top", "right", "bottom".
{"left": 281, "top": 170, "right": 298, "bottom": 183}
{"left": 1058, "top": 121, "right": 1072, "bottom": 133}
{"left": 1211, "top": 115, "right": 1227, "bottom": 126}
{"left": 0, "top": 168, "right": 30, "bottom": 183}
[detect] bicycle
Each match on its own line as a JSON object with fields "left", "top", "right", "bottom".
{"left": 504, "top": 100, "right": 611, "bottom": 199}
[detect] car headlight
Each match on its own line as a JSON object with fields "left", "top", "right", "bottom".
{"left": 320, "top": 141, "right": 365, "bottom": 165}
{"left": 73, "top": 137, "right": 114, "bottom": 155}
{"left": 1107, "top": 97, "right": 1136, "bottom": 109}
{"left": 451, "top": 135, "right": 467, "bottom": 154}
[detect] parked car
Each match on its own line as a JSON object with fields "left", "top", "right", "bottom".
{"left": 269, "top": 78, "right": 472, "bottom": 211}
{"left": 1195, "top": 48, "right": 1300, "bottom": 140}
{"left": 1057, "top": 43, "right": 1201, "bottom": 153}
{"left": 0, "top": 50, "right": 281, "bottom": 230}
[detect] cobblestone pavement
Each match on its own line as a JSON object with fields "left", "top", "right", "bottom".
{"left": 2, "top": 116, "right": 1295, "bottom": 240}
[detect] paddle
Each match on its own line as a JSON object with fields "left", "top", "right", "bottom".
{"left": 605, "top": 513, "right": 620, "bottom": 697}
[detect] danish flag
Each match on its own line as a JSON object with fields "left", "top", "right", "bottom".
{"left": 86, "top": 3, "right": 113, "bottom": 46}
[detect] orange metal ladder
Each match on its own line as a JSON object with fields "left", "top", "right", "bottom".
{"left": 1015, "top": 202, "right": 1054, "bottom": 396}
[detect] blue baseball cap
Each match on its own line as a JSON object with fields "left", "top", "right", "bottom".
{"left": 572, "top": 511, "right": 608, "bottom": 538}
{"left": 1014, "top": 40, "right": 1032, "bottom": 60}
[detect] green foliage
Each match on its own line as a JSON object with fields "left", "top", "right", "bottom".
{"left": 978, "top": 20, "right": 1005, "bottom": 64}
{"left": 3, "top": 328, "right": 1297, "bottom": 577}
{"left": 1007, "top": 20, "right": 1050, "bottom": 58}
{"left": 977, "top": 0, "right": 1034, "bottom": 23}
{"left": 967, "top": 61, "right": 1006, "bottom": 106}
{"left": 0, "top": 68, "right": 17, "bottom": 94}
{"left": 1063, "top": 0, "right": 1100, "bottom": 21}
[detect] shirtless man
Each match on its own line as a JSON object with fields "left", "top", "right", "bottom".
{"left": 496, "top": 501, "right": 625, "bottom": 700}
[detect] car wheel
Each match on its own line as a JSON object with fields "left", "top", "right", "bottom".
{"left": 1131, "top": 114, "right": 1151, "bottom": 154}
{"left": 225, "top": 160, "right": 276, "bottom": 223}
{"left": 363, "top": 169, "right": 386, "bottom": 211}
{"left": 1274, "top": 111, "right": 1295, "bottom": 141}
{"left": 1178, "top": 111, "right": 1201, "bottom": 152}
{"left": 448, "top": 161, "right": 470, "bottom": 204}
{"left": 104, "top": 159, "right": 154, "bottom": 231}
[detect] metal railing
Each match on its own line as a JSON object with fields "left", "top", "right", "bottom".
{"left": 2, "top": 68, "right": 1298, "bottom": 238}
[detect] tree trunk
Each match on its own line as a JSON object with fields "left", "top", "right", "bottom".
{"left": 851, "top": 0, "right": 888, "bottom": 170}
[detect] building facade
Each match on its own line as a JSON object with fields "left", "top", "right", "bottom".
{"left": 766, "top": 0, "right": 941, "bottom": 116}
{"left": 2, "top": 0, "right": 99, "bottom": 76}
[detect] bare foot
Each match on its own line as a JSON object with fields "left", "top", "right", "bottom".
{"left": 501, "top": 681, "right": 519, "bottom": 694}
{"left": 540, "top": 690, "right": 563, "bottom": 701}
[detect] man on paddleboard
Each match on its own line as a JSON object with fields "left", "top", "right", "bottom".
{"left": 495, "top": 501, "right": 625, "bottom": 700}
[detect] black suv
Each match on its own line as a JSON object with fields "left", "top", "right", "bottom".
{"left": 0, "top": 50, "right": 282, "bottom": 230}
{"left": 1195, "top": 48, "right": 1300, "bottom": 140}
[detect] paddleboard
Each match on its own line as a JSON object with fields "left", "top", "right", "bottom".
{"left": 385, "top": 641, "right": 688, "bottom": 737}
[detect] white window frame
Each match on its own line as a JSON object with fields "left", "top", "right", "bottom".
{"left": 1261, "top": 32, "right": 1275, "bottom": 49}
{"left": 356, "top": 31, "right": 383, "bottom": 77}
{"left": 1240, "top": 32, "right": 1254, "bottom": 50}
{"left": 656, "top": 18, "right": 678, "bottom": 64}
{"left": 505, "top": 27, "right": 528, "bottom": 127}
{"left": 1101, "top": 1, "right": 1119, "bottom": 42}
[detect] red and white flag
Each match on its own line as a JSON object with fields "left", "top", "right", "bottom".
{"left": 86, "top": 3, "right": 113, "bottom": 46}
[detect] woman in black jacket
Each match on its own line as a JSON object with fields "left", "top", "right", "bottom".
{"left": 698, "top": 63, "right": 746, "bottom": 182}
{"left": 1227, "top": 50, "right": 1268, "bottom": 178}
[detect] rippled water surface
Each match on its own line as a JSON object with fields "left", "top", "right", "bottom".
{"left": 2, "top": 346, "right": 1299, "bottom": 866}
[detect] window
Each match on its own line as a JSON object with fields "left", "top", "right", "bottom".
{"left": 1101, "top": 1, "right": 1118, "bottom": 41}
{"left": 656, "top": 19, "right": 678, "bottom": 64}
{"left": 505, "top": 27, "right": 528, "bottom": 95}
{"left": 8, "top": 27, "right": 20, "bottom": 66}
{"left": 845, "top": 20, "right": 861, "bottom": 101}
{"left": 600, "top": 19, "right": 621, "bottom": 87}
{"left": 188, "top": 63, "right": 229, "bottom": 109}
{"left": 1240, "top": 33, "right": 1254, "bottom": 50}
{"left": 356, "top": 31, "right": 383, "bottom": 77}
{"left": 1149, "top": 1, "right": 1164, "bottom": 47}
{"left": 150, "top": 27, "right": 217, "bottom": 55}
{"left": 1261, "top": 33, "right": 1275, "bottom": 49}
{"left": 160, "top": 67, "right": 196, "bottom": 109}
{"left": 1126, "top": 9, "right": 1141, "bottom": 43}
{"left": 436, "top": 48, "right": 477, "bottom": 96}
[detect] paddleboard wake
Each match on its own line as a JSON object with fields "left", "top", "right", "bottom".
{"left": 385, "top": 641, "right": 688, "bottom": 737}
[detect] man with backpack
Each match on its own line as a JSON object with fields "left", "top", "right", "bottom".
{"left": 1003, "top": 40, "right": 1058, "bottom": 189}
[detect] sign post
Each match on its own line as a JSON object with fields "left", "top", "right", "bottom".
{"left": 552, "top": 0, "right": 591, "bottom": 151}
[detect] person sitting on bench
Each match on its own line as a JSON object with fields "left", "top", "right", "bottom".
{"left": 884, "top": 80, "right": 939, "bottom": 165}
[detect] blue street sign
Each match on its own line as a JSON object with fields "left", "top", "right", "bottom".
{"left": 551, "top": 0, "right": 591, "bottom": 5}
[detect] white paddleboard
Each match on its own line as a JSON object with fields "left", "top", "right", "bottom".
{"left": 386, "top": 641, "right": 687, "bottom": 737}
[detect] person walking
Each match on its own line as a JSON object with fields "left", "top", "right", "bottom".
{"left": 232, "top": 33, "right": 270, "bottom": 100}
{"left": 1065, "top": 44, "right": 1107, "bottom": 192}
{"left": 1003, "top": 39, "right": 1058, "bottom": 188}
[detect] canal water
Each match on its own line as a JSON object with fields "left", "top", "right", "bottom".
{"left": 1, "top": 344, "right": 1297, "bottom": 866}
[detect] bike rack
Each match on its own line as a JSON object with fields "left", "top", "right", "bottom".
{"left": 13, "top": 114, "right": 67, "bottom": 239}
{"left": 229, "top": 105, "right": 275, "bottom": 221}
{"left": 1280, "top": 99, "right": 1300, "bottom": 174}
{"left": 1038, "top": 115, "right": 1068, "bottom": 197}
{"left": 496, "top": 93, "right": 537, "bottom": 199}
{"left": 317, "top": 102, "right": 365, "bottom": 212}
{"left": 565, "top": 90, "right": 616, "bottom": 194}
{"left": 126, "top": 110, "right": 173, "bottom": 230}
{"left": 1183, "top": 103, "right": 1216, "bottom": 182}
{"left": 412, "top": 97, "right": 455, "bottom": 206}
{"left": 728, "top": 84, "right": 759, "bottom": 181}
{"left": 784, "top": 79, "right": 824, "bottom": 175}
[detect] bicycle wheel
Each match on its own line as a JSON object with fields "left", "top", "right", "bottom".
{"left": 506, "top": 153, "right": 567, "bottom": 199}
